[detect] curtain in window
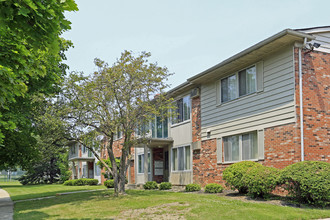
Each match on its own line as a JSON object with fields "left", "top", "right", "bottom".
{"left": 138, "top": 155, "right": 144, "bottom": 173}
{"left": 178, "top": 147, "right": 184, "bottom": 170}
{"left": 242, "top": 133, "right": 251, "bottom": 160}
{"left": 224, "top": 135, "right": 239, "bottom": 161}
{"left": 246, "top": 66, "right": 256, "bottom": 94}
{"left": 185, "top": 146, "right": 191, "bottom": 170}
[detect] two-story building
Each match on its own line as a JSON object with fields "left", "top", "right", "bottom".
{"left": 128, "top": 26, "right": 329, "bottom": 187}
{"left": 78, "top": 26, "right": 329, "bottom": 187}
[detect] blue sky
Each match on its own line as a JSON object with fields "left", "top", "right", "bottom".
{"left": 62, "top": 0, "right": 330, "bottom": 89}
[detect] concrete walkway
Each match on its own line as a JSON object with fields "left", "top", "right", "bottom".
{"left": 0, "top": 189, "right": 13, "bottom": 220}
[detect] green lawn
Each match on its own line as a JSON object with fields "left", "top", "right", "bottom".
{"left": 0, "top": 182, "right": 105, "bottom": 201}
{"left": 12, "top": 189, "right": 330, "bottom": 220}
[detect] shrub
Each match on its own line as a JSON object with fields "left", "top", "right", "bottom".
{"left": 204, "top": 183, "right": 224, "bottom": 193}
{"left": 143, "top": 181, "right": 158, "bottom": 190}
{"left": 185, "top": 184, "right": 201, "bottom": 192}
{"left": 63, "top": 179, "right": 74, "bottom": 186}
{"left": 86, "top": 179, "right": 98, "bottom": 185}
{"left": 279, "top": 161, "right": 330, "bottom": 207}
{"left": 223, "top": 161, "right": 262, "bottom": 193}
{"left": 159, "top": 182, "right": 172, "bottom": 190}
{"left": 104, "top": 179, "right": 114, "bottom": 188}
{"left": 241, "top": 166, "right": 279, "bottom": 198}
{"left": 63, "top": 178, "right": 98, "bottom": 186}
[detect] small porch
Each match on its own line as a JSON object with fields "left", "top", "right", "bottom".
{"left": 69, "top": 158, "right": 95, "bottom": 179}
{"left": 135, "top": 138, "right": 173, "bottom": 184}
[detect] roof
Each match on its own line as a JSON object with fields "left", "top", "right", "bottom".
{"left": 168, "top": 27, "right": 319, "bottom": 93}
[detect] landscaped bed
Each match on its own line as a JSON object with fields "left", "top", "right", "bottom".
{"left": 13, "top": 189, "right": 330, "bottom": 220}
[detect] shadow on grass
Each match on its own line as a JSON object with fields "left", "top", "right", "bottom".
{"left": 15, "top": 210, "right": 53, "bottom": 220}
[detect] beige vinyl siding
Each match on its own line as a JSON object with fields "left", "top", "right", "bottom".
{"left": 201, "top": 46, "right": 295, "bottom": 139}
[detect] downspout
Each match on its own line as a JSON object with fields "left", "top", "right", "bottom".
{"left": 298, "top": 37, "right": 307, "bottom": 161}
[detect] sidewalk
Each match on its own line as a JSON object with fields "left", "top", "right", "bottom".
{"left": 0, "top": 189, "right": 13, "bottom": 220}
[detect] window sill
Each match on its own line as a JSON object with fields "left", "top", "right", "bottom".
{"left": 218, "top": 158, "right": 263, "bottom": 165}
{"left": 216, "top": 91, "right": 262, "bottom": 107}
{"left": 170, "top": 120, "right": 191, "bottom": 128}
{"left": 171, "top": 170, "right": 192, "bottom": 173}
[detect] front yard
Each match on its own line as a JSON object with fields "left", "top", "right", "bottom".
{"left": 4, "top": 183, "right": 329, "bottom": 220}
{"left": 0, "top": 182, "right": 105, "bottom": 201}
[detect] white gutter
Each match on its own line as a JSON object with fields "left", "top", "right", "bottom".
{"left": 299, "top": 37, "right": 307, "bottom": 161}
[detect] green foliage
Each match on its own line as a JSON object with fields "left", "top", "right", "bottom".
{"left": 204, "top": 183, "right": 224, "bottom": 193}
{"left": 104, "top": 179, "right": 114, "bottom": 188}
{"left": 223, "top": 161, "right": 262, "bottom": 193}
{"left": 143, "top": 181, "right": 158, "bottom": 190}
{"left": 185, "top": 184, "right": 201, "bottom": 192}
{"left": 241, "top": 166, "right": 279, "bottom": 198}
{"left": 159, "top": 182, "right": 172, "bottom": 190}
{"left": 0, "top": 0, "right": 77, "bottom": 169}
{"left": 279, "top": 161, "right": 330, "bottom": 207}
{"left": 63, "top": 179, "right": 74, "bottom": 186}
{"left": 63, "top": 178, "right": 98, "bottom": 186}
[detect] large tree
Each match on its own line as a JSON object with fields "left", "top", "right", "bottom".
{"left": 0, "top": 0, "right": 78, "bottom": 169}
{"left": 61, "top": 51, "right": 174, "bottom": 195}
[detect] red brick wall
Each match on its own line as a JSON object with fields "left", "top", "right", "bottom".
{"left": 294, "top": 49, "right": 330, "bottom": 162}
{"left": 262, "top": 123, "right": 301, "bottom": 168}
{"left": 192, "top": 96, "right": 201, "bottom": 142}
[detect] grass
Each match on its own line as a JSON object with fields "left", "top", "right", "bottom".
{"left": 0, "top": 182, "right": 105, "bottom": 201}
{"left": 12, "top": 189, "right": 330, "bottom": 220}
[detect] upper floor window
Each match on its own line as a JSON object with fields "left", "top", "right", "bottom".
{"left": 172, "top": 95, "right": 191, "bottom": 124}
{"left": 223, "top": 131, "right": 257, "bottom": 162}
{"left": 221, "top": 66, "right": 256, "bottom": 103}
{"left": 152, "top": 115, "right": 168, "bottom": 138}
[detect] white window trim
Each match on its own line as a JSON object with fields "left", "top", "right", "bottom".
{"left": 171, "top": 95, "right": 192, "bottom": 126}
{"left": 137, "top": 153, "right": 151, "bottom": 174}
{"left": 218, "top": 65, "right": 257, "bottom": 105}
{"left": 222, "top": 131, "right": 259, "bottom": 163}
{"left": 171, "top": 145, "right": 192, "bottom": 172}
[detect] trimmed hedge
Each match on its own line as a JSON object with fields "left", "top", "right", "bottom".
{"left": 143, "top": 181, "right": 158, "bottom": 190}
{"left": 204, "top": 183, "right": 224, "bottom": 193}
{"left": 185, "top": 184, "right": 201, "bottom": 192}
{"left": 223, "top": 161, "right": 262, "bottom": 193}
{"left": 104, "top": 179, "right": 114, "bottom": 188}
{"left": 63, "top": 178, "right": 98, "bottom": 186}
{"left": 159, "top": 182, "right": 172, "bottom": 190}
{"left": 279, "top": 161, "right": 330, "bottom": 207}
{"left": 242, "top": 166, "right": 279, "bottom": 198}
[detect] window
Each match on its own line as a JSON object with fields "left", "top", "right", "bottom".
{"left": 151, "top": 115, "right": 168, "bottom": 138}
{"left": 172, "top": 145, "right": 191, "bottom": 171}
{"left": 82, "top": 146, "right": 86, "bottom": 154}
{"left": 138, "top": 153, "right": 151, "bottom": 174}
{"left": 223, "top": 131, "right": 257, "bottom": 162}
{"left": 172, "top": 95, "right": 191, "bottom": 124}
{"left": 71, "top": 145, "right": 76, "bottom": 154}
{"left": 221, "top": 66, "right": 256, "bottom": 103}
{"left": 116, "top": 129, "right": 122, "bottom": 140}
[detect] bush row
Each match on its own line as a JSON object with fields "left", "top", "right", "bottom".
{"left": 223, "top": 161, "right": 330, "bottom": 207}
{"left": 143, "top": 181, "right": 172, "bottom": 190}
{"left": 63, "top": 178, "right": 98, "bottom": 186}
